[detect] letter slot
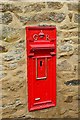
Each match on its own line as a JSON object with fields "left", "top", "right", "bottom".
{"left": 26, "top": 26, "right": 56, "bottom": 111}
{"left": 36, "top": 58, "right": 47, "bottom": 80}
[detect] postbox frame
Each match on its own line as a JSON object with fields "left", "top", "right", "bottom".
{"left": 26, "top": 26, "right": 56, "bottom": 111}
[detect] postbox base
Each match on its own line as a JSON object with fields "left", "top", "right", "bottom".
{"left": 29, "top": 103, "right": 56, "bottom": 111}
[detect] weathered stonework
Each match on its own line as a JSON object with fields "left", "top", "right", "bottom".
{"left": 60, "top": 23, "right": 78, "bottom": 30}
{"left": 0, "top": 45, "right": 8, "bottom": 53}
{"left": 47, "top": 2, "right": 63, "bottom": 9}
{"left": 68, "top": 3, "right": 79, "bottom": 12}
{"left": 63, "top": 31, "right": 78, "bottom": 38}
{"left": 74, "top": 14, "right": 80, "bottom": 23}
{"left": 49, "top": 12, "right": 66, "bottom": 22}
{"left": 15, "top": 12, "right": 66, "bottom": 25}
{"left": 0, "top": 3, "right": 23, "bottom": 13}
{"left": 24, "top": 3, "right": 45, "bottom": 12}
{"left": 1, "top": 12, "right": 13, "bottom": 24}
{"left": 57, "top": 60, "right": 72, "bottom": 71}
{"left": 0, "top": 1, "right": 79, "bottom": 119}
{"left": 59, "top": 42, "right": 73, "bottom": 52}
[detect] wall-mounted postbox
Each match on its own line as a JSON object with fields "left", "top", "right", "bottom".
{"left": 26, "top": 26, "right": 56, "bottom": 111}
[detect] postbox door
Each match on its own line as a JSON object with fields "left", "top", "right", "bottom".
{"left": 26, "top": 26, "right": 56, "bottom": 111}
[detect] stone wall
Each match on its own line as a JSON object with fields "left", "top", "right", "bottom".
{"left": 0, "top": 0, "right": 79, "bottom": 119}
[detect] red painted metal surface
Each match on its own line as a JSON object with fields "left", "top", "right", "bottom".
{"left": 26, "top": 26, "right": 56, "bottom": 111}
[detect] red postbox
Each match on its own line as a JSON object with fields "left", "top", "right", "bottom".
{"left": 26, "top": 26, "right": 56, "bottom": 111}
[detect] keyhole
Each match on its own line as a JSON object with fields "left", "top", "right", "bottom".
{"left": 40, "top": 61, "right": 42, "bottom": 66}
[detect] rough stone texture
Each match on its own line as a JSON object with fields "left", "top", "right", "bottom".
{"left": 0, "top": 12, "right": 13, "bottom": 24}
{"left": 0, "top": 45, "right": 8, "bottom": 52}
{"left": 49, "top": 12, "right": 66, "bottom": 23}
{"left": 3, "top": 54, "right": 15, "bottom": 61}
{"left": 68, "top": 3, "right": 80, "bottom": 12}
{"left": 57, "top": 60, "right": 72, "bottom": 71}
{"left": 47, "top": 2, "right": 63, "bottom": 9}
{"left": 74, "top": 14, "right": 80, "bottom": 23}
{"left": 63, "top": 31, "right": 78, "bottom": 38}
{"left": 15, "top": 12, "right": 66, "bottom": 25}
{"left": 0, "top": 1, "right": 79, "bottom": 119}
{"left": 60, "top": 23, "right": 78, "bottom": 30}
{"left": 1, "top": 26, "right": 15, "bottom": 39}
{"left": 59, "top": 43, "right": 73, "bottom": 52}
{"left": 0, "top": 3, "right": 23, "bottom": 13}
{"left": 24, "top": 3, "right": 45, "bottom": 12}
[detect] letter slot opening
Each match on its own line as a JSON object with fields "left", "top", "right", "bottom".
{"left": 36, "top": 58, "right": 47, "bottom": 80}
{"left": 40, "top": 61, "right": 42, "bottom": 67}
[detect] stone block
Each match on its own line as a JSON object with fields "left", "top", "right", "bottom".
{"left": 3, "top": 53, "right": 15, "bottom": 61}
{"left": 60, "top": 24, "right": 78, "bottom": 30}
{"left": 0, "top": 72, "right": 7, "bottom": 79}
{"left": 49, "top": 12, "right": 66, "bottom": 23}
{"left": 64, "top": 96, "right": 73, "bottom": 103}
{"left": 69, "top": 55, "right": 78, "bottom": 64}
{"left": 1, "top": 27, "right": 22, "bottom": 42}
{"left": 59, "top": 43, "right": 73, "bottom": 52}
{"left": 57, "top": 60, "right": 72, "bottom": 71}
{"left": 0, "top": 3, "right": 23, "bottom": 13}
{"left": 16, "top": 12, "right": 66, "bottom": 25}
{"left": 74, "top": 14, "right": 80, "bottom": 23}
{"left": 63, "top": 37, "right": 78, "bottom": 44}
{"left": 1, "top": 27, "right": 16, "bottom": 40}
{"left": 47, "top": 2, "right": 63, "bottom": 9}
{"left": 0, "top": 12, "right": 12, "bottom": 24}
{"left": 68, "top": 3, "right": 79, "bottom": 12}
{"left": 24, "top": 3, "right": 45, "bottom": 12}
{"left": 8, "top": 62, "right": 18, "bottom": 70}
{"left": 63, "top": 31, "right": 78, "bottom": 38}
